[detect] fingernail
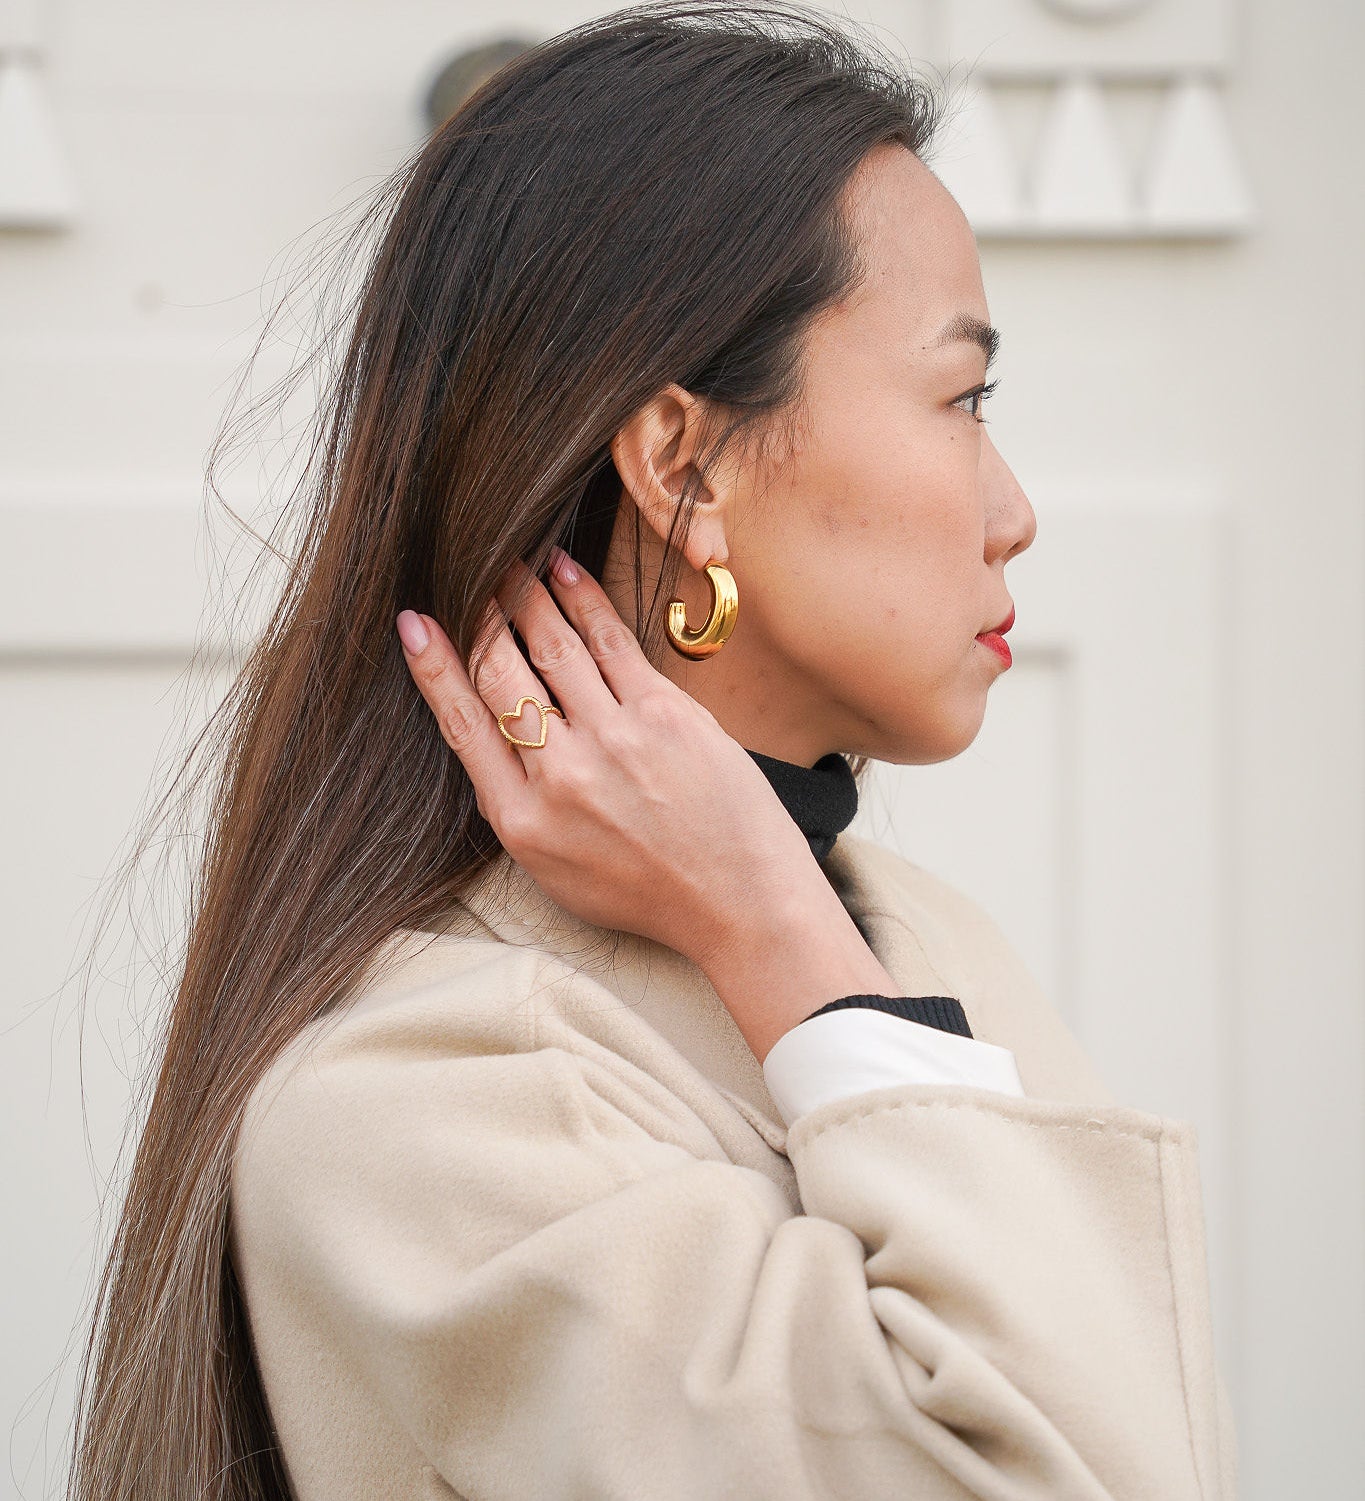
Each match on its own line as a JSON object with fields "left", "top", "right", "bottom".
{"left": 550, "top": 545, "right": 579, "bottom": 585}
{"left": 396, "top": 609, "right": 430, "bottom": 654}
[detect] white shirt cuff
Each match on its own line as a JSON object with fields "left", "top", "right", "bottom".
{"left": 762, "top": 1007, "right": 1026, "bottom": 1128}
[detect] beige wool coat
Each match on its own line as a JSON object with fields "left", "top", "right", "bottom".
{"left": 229, "top": 830, "right": 1240, "bottom": 1499}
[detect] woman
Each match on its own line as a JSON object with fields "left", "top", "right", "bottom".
{"left": 68, "top": 3, "right": 1238, "bottom": 1497}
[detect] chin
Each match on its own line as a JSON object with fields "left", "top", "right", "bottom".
{"left": 839, "top": 666, "right": 991, "bottom": 764}
{"left": 846, "top": 715, "right": 985, "bottom": 768}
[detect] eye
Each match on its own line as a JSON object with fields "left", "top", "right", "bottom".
{"left": 953, "top": 377, "right": 1000, "bottom": 423}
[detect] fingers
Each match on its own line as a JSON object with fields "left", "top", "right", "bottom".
{"left": 494, "top": 556, "right": 618, "bottom": 721}
{"left": 540, "top": 546, "right": 664, "bottom": 705}
{"left": 396, "top": 546, "right": 660, "bottom": 819}
{"left": 396, "top": 604, "right": 537, "bottom": 824}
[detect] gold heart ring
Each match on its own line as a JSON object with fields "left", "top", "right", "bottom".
{"left": 497, "top": 695, "right": 566, "bottom": 749}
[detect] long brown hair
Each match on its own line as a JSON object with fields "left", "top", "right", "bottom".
{"left": 65, "top": 4, "right": 945, "bottom": 1495}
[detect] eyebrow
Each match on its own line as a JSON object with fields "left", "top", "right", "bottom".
{"left": 933, "top": 313, "right": 1000, "bottom": 370}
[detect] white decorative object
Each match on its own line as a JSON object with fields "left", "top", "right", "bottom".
{"left": 1140, "top": 73, "right": 1254, "bottom": 234}
{"left": 1039, "top": 0, "right": 1155, "bottom": 22}
{"left": 931, "top": 0, "right": 1251, "bottom": 239}
{"left": 0, "top": 53, "right": 75, "bottom": 227}
{"left": 0, "top": 0, "right": 76, "bottom": 231}
{"left": 943, "top": 0, "right": 1234, "bottom": 79}
{"left": 0, "top": 0, "right": 43, "bottom": 52}
{"left": 931, "top": 81, "right": 1023, "bottom": 232}
{"left": 1029, "top": 74, "right": 1134, "bottom": 232}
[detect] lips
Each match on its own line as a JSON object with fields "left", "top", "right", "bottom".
{"left": 980, "top": 604, "right": 1015, "bottom": 637}
{"left": 976, "top": 629, "right": 1012, "bottom": 667}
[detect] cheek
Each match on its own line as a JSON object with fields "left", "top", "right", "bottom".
{"left": 741, "top": 392, "right": 985, "bottom": 660}
{"left": 798, "top": 383, "right": 975, "bottom": 527}
{"left": 747, "top": 521, "right": 978, "bottom": 693}
{"left": 792, "top": 426, "right": 983, "bottom": 620}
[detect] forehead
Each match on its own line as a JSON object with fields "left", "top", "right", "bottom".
{"left": 839, "top": 143, "right": 987, "bottom": 340}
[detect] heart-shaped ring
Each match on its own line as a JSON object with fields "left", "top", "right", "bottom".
{"left": 497, "top": 695, "right": 566, "bottom": 749}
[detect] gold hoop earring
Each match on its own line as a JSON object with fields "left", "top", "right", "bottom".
{"left": 665, "top": 559, "right": 738, "bottom": 660}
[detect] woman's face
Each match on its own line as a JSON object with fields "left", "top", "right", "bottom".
{"left": 609, "top": 141, "right": 1036, "bottom": 768}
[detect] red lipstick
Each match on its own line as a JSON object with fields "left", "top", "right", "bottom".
{"left": 976, "top": 604, "right": 1014, "bottom": 667}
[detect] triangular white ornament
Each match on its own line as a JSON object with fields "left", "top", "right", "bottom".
{"left": 0, "top": 52, "right": 77, "bottom": 228}
{"left": 1030, "top": 74, "right": 1134, "bottom": 234}
{"left": 0, "top": 0, "right": 43, "bottom": 52}
{"left": 930, "top": 81, "right": 1023, "bottom": 233}
{"left": 1140, "top": 75, "right": 1254, "bottom": 235}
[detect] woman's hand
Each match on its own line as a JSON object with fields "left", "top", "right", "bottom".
{"left": 395, "top": 547, "right": 821, "bottom": 976}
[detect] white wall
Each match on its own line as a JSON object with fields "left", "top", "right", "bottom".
{"left": 2, "top": 2, "right": 1361, "bottom": 1497}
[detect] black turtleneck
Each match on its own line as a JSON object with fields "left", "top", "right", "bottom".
{"left": 744, "top": 748, "right": 858, "bottom": 863}
{"left": 743, "top": 747, "right": 974, "bottom": 1040}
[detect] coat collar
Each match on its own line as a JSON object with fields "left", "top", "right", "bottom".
{"left": 442, "top": 831, "right": 902, "bottom": 974}
{"left": 428, "top": 832, "right": 936, "bottom": 1147}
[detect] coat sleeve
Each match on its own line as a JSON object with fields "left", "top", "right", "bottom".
{"left": 230, "top": 944, "right": 1235, "bottom": 1501}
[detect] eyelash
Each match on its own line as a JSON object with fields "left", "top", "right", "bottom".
{"left": 954, "top": 378, "right": 1000, "bottom": 423}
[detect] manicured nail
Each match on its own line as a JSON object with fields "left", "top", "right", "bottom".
{"left": 549, "top": 545, "right": 579, "bottom": 585}
{"left": 396, "top": 609, "right": 430, "bottom": 654}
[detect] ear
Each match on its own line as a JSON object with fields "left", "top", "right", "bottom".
{"left": 610, "top": 382, "right": 730, "bottom": 572}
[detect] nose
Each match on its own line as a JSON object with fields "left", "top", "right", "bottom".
{"left": 982, "top": 430, "right": 1036, "bottom": 563}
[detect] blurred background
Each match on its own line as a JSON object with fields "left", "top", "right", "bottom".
{"left": 1, "top": 1, "right": 1360, "bottom": 1496}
